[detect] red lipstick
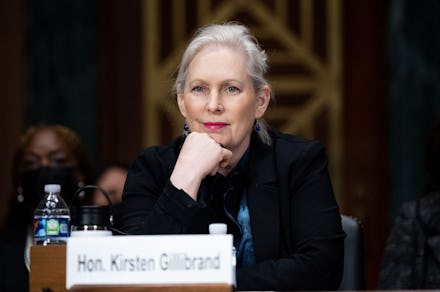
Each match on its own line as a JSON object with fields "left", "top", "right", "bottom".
{"left": 203, "top": 122, "right": 227, "bottom": 130}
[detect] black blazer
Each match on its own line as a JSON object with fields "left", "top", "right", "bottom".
{"left": 121, "top": 130, "right": 344, "bottom": 291}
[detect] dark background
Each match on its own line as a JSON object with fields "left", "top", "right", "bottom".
{"left": 1, "top": 0, "right": 439, "bottom": 289}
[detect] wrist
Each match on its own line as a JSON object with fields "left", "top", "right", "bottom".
{"left": 170, "top": 170, "right": 201, "bottom": 200}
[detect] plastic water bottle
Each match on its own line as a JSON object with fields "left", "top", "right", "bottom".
{"left": 209, "top": 223, "right": 236, "bottom": 288}
{"left": 34, "top": 184, "right": 70, "bottom": 245}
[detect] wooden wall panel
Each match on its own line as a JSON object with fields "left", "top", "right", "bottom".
{"left": 343, "top": 1, "right": 388, "bottom": 288}
{"left": 97, "top": 0, "right": 143, "bottom": 165}
{"left": 0, "top": 0, "right": 25, "bottom": 227}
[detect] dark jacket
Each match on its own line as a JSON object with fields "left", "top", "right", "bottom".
{"left": 378, "top": 191, "right": 440, "bottom": 289}
{"left": 121, "top": 130, "right": 344, "bottom": 291}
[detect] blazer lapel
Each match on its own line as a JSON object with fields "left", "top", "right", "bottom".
{"left": 246, "top": 135, "right": 280, "bottom": 261}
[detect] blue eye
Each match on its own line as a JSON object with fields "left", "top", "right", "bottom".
{"left": 192, "top": 86, "right": 205, "bottom": 93}
{"left": 226, "top": 86, "right": 239, "bottom": 94}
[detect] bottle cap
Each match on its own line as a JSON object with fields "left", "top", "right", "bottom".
{"left": 44, "top": 184, "right": 61, "bottom": 193}
{"left": 209, "top": 223, "right": 227, "bottom": 234}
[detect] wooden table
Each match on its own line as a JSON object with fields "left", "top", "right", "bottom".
{"left": 29, "top": 245, "right": 232, "bottom": 292}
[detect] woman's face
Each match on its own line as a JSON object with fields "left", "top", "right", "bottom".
{"left": 94, "top": 167, "right": 128, "bottom": 205}
{"left": 20, "top": 128, "right": 77, "bottom": 172}
{"left": 178, "top": 45, "right": 270, "bottom": 155}
{"left": 18, "top": 128, "right": 83, "bottom": 207}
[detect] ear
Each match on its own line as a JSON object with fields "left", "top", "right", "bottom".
{"left": 177, "top": 93, "right": 187, "bottom": 118}
{"left": 255, "top": 85, "right": 271, "bottom": 119}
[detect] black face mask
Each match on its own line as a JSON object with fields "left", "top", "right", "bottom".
{"left": 19, "top": 167, "right": 80, "bottom": 209}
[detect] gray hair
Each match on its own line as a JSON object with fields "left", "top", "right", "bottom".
{"left": 174, "top": 22, "right": 274, "bottom": 145}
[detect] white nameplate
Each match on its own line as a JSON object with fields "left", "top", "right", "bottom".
{"left": 66, "top": 234, "right": 233, "bottom": 289}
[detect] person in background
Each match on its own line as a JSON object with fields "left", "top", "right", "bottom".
{"left": 120, "top": 22, "right": 344, "bottom": 291}
{"left": 93, "top": 162, "right": 129, "bottom": 231}
{"left": 93, "top": 162, "right": 128, "bottom": 206}
{"left": 0, "top": 124, "right": 93, "bottom": 292}
{"left": 378, "top": 120, "right": 440, "bottom": 289}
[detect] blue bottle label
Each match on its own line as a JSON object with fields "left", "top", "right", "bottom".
{"left": 34, "top": 216, "right": 70, "bottom": 238}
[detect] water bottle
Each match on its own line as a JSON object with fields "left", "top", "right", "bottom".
{"left": 34, "top": 184, "right": 70, "bottom": 245}
{"left": 209, "top": 223, "right": 236, "bottom": 288}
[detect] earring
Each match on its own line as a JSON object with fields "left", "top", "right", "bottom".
{"left": 77, "top": 181, "right": 85, "bottom": 200}
{"left": 255, "top": 122, "right": 261, "bottom": 132}
{"left": 16, "top": 186, "right": 24, "bottom": 203}
{"left": 183, "top": 123, "right": 190, "bottom": 135}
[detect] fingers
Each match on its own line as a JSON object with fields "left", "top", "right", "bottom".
{"left": 178, "top": 133, "right": 222, "bottom": 174}
{"left": 219, "top": 147, "right": 232, "bottom": 168}
{"left": 209, "top": 167, "right": 219, "bottom": 176}
{"left": 171, "top": 132, "right": 235, "bottom": 199}
{"left": 207, "top": 146, "right": 231, "bottom": 176}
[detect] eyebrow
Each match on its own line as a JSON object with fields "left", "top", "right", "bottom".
{"left": 188, "top": 78, "right": 245, "bottom": 86}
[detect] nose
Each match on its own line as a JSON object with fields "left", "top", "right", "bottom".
{"left": 206, "top": 91, "right": 223, "bottom": 112}
{"left": 40, "top": 156, "right": 51, "bottom": 167}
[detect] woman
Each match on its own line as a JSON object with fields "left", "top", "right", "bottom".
{"left": 378, "top": 121, "right": 440, "bottom": 289}
{"left": 93, "top": 162, "right": 129, "bottom": 230}
{"left": 0, "top": 124, "right": 92, "bottom": 292}
{"left": 93, "top": 162, "right": 129, "bottom": 206}
{"left": 121, "top": 22, "right": 344, "bottom": 291}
